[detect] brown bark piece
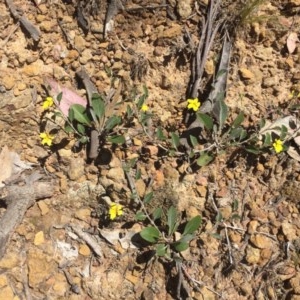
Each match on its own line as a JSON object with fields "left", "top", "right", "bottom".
{"left": 0, "top": 181, "right": 53, "bottom": 258}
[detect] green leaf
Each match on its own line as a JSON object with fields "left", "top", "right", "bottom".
{"left": 211, "top": 233, "right": 222, "bottom": 240}
{"left": 197, "top": 113, "right": 213, "bottom": 130}
{"left": 79, "top": 136, "right": 88, "bottom": 144}
{"left": 232, "top": 199, "right": 239, "bottom": 211}
{"left": 189, "top": 150, "right": 195, "bottom": 159}
{"left": 126, "top": 105, "right": 133, "bottom": 118}
{"left": 173, "top": 241, "right": 189, "bottom": 252}
{"left": 143, "top": 191, "right": 153, "bottom": 204}
{"left": 156, "top": 244, "right": 168, "bottom": 256}
{"left": 152, "top": 207, "right": 163, "bottom": 221}
{"left": 245, "top": 146, "right": 260, "bottom": 154}
{"left": 189, "top": 135, "right": 198, "bottom": 148}
{"left": 263, "top": 133, "right": 271, "bottom": 147}
{"left": 217, "top": 99, "right": 228, "bottom": 128}
{"left": 140, "top": 226, "right": 160, "bottom": 243}
{"left": 229, "top": 128, "right": 243, "bottom": 141}
{"left": 232, "top": 112, "right": 244, "bottom": 128}
{"left": 170, "top": 132, "right": 180, "bottom": 149}
{"left": 105, "top": 115, "right": 121, "bottom": 131}
{"left": 68, "top": 107, "right": 75, "bottom": 122}
{"left": 280, "top": 125, "right": 288, "bottom": 140}
{"left": 178, "top": 233, "right": 195, "bottom": 243}
{"left": 231, "top": 213, "right": 241, "bottom": 220}
{"left": 143, "top": 85, "right": 149, "bottom": 98}
{"left": 64, "top": 124, "right": 74, "bottom": 133}
{"left": 91, "top": 93, "right": 105, "bottom": 120}
{"left": 239, "top": 129, "right": 247, "bottom": 141}
{"left": 135, "top": 211, "right": 147, "bottom": 221}
{"left": 156, "top": 127, "right": 166, "bottom": 140}
{"left": 57, "top": 92, "right": 63, "bottom": 103}
{"left": 183, "top": 215, "right": 202, "bottom": 235}
{"left": 70, "top": 104, "right": 91, "bottom": 126}
{"left": 107, "top": 135, "right": 125, "bottom": 144}
{"left": 216, "top": 211, "right": 223, "bottom": 222}
{"left": 259, "top": 118, "right": 266, "bottom": 130}
{"left": 197, "top": 153, "right": 213, "bottom": 166}
{"left": 167, "top": 206, "right": 178, "bottom": 236}
{"left": 135, "top": 168, "right": 141, "bottom": 180}
{"left": 77, "top": 123, "right": 86, "bottom": 135}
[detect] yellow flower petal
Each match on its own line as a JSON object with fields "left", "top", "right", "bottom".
{"left": 273, "top": 139, "right": 283, "bottom": 154}
{"left": 187, "top": 98, "right": 201, "bottom": 111}
{"left": 141, "top": 104, "right": 149, "bottom": 112}
{"left": 109, "top": 203, "right": 123, "bottom": 220}
{"left": 40, "top": 132, "right": 54, "bottom": 146}
{"left": 42, "top": 97, "right": 54, "bottom": 110}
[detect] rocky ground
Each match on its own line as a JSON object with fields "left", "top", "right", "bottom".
{"left": 1, "top": 0, "right": 300, "bottom": 299}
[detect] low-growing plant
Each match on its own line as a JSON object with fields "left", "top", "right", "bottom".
{"left": 135, "top": 192, "right": 202, "bottom": 259}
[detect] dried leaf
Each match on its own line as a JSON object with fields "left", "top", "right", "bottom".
{"left": 287, "top": 32, "right": 299, "bottom": 54}
{"left": 287, "top": 146, "right": 300, "bottom": 162}
{"left": 259, "top": 116, "right": 299, "bottom": 138}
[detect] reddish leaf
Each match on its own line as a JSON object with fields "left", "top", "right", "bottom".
{"left": 44, "top": 78, "right": 87, "bottom": 116}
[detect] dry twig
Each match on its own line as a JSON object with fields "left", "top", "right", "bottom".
{"left": 5, "top": 0, "right": 40, "bottom": 41}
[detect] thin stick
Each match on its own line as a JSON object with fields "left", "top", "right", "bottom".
{"left": 68, "top": 224, "right": 103, "bottom": 258}
{"left": 5, "top": 0, "right": 40, "bottom": 41}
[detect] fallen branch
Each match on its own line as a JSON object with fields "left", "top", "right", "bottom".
{"left": 0, "top": 173, "right": 54, "bottom": 258}
{"left": 5, "top": 0, "right": 40, "bottom": 41}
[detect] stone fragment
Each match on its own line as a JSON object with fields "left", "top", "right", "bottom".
{"left": 34, "top": 231, "right": 45, "bottom": 246}
{"left": 0, "top": 253, "right": 19, "bottom": 269}
{"left": 290, "top": 273, "right": 300, "bottom": 294}
{"left": 74, "top": 35, "right": 86, "bottom": 52}
{"left": 38, "top": 201, "right": 49, "bottom": 215}
{"left": 67, "top": 157, "right": 85, "bottom": 181}
{"left": 52, "top": 273, "right": 68, "bottom": 296}
{"left": 107, "top": 167, "right": 125, "bottom": 183}
{"left": 157, "top": 23, "right": 181, "bottom": 39}
{"left": 205, "top": 59, "right": 214, "bottom": 75}
{"left": 0, "top": 285, "right": 14, "bottom": 300}
{"left": 135, "top": 178, "right": 146, "bottom": 197}
{"left": 0, "top": 275, "right": 7, "bottom": 288}
{"left": 79, "top": 244, "right": 91, "bottom": 256}
{"left": 282, "top": 221, "right": 297, "bottom": 241}
{"left": 248, "top": 220, "right": 258, "bottom": 234}
{"left": 2, "top": 76, "right": 15, "bottom": 90}
{"left": 177, "top": 0, "right": 192, "bottom": 18}
{"left": 132, "top": 138, "right": 144, "bottom": 148}
{"left": 79, "top": 49, "right": 93, "bottom": 64}
{"left": 245, "top": 245, "right": 260, "bottom": 264}
{"left": 219, "top": 206, "right": 232, "bottom": 219}
{"left": 262, "top": 76, "right": 279, "bottom": 88}
{"left": 75, "top": 208, "right": 91, "bottom": 221}
{"left": 250, "top": 234, "right": 273, "bottom": 249}
{"left": 22, "top": 60, "right": 44, "bottom": 77}
{"left": 27, "top": 249, "right": 56, "bottom": 287}
{"left": 196, "top": 185, "right": 207, "bottom": 197}
{"left": 239, "top": 68, "right": 255, "bottom": 80}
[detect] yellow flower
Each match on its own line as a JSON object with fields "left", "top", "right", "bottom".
{"left": 40, "top": 132, "right": 55, "bottom": 146}
{"left": 141, "top": 104, "right": 149, "bottom": 112}
{"left": 273, "top": 139, "right": 283, "bottom": 154}
{"left": 187, "top": 98, "right": 201, "bottom": 111}
{"left": 42, "top": 97, "right": 54, "bottom": 110}
{"left": 289, "top": 90, "right": 300, "bottom": 99}
{"left": 109, "top": 203, "right": 123, "bottom": 220}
